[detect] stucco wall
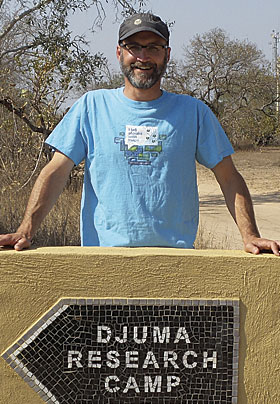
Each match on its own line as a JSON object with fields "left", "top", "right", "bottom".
{"left": 0, "top": 247, "right": 279, "bottom": 403}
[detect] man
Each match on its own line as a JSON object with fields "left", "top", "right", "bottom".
{"left": 0, "top": 13, "right": 279, "bottom": 255}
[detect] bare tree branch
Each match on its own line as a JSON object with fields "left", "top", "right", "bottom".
{"left": 0, "top": 0, "right": 53, "bottom": 41}
{"left": 114, "top": 0, "right": 136, "bottom": 13}
{"left": 0, "top": 98, "right": 52, "bottom": 136}
{"left": 0, "top": 42, "right": 40, "bottom": 60}
{"left": 166, "top": 28, "right": 278, "bottom": 146}
{"left": 257, "top": 97, "right": 280, "bottom": 117}
{"left": 18, "top": 136, "right": 45, "bottom": 190}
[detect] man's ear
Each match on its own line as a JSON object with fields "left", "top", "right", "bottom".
{"left": 116, "top": 45, "right": 121, "bottom": 61}
{"left": 167, "top": 46, "right": 171, "bottom": 62}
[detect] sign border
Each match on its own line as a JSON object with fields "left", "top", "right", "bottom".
{"left": 2, "top": 298, "right": 240, "bottom": 404}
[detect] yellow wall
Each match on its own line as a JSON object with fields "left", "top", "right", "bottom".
{"left": 0, "top": 247, "right": 279, "bottom": 404}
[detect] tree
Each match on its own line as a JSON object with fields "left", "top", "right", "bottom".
{"left": 164, "top": 28, "right": 278, "bottom": 147}
{"left": 0, "top": 0, "right": 146, "bottom": 136}
{"left": 0, "top": 0, "right": 146, "bottom": 190}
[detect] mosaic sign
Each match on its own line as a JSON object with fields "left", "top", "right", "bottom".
{"left": 2, "top": 298, "right": 239, "bottom": 403}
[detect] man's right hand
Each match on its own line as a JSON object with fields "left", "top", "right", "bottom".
{"left": 0, "top": 152, "right": 74, "bottom": 252}
{"left": 0, "top": 233, "right": 32, "bottom": 251}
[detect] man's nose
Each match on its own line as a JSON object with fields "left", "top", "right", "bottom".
{"left": 136, "top": 48, "right": 151, "bottom": 62}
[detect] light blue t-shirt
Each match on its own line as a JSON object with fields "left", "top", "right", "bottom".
{"left": 46, "top": 88, "right": 234, "bottom": 247}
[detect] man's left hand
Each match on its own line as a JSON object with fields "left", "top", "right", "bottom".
{"left": 244, "top": 237, "right": 280, "bottom": 256}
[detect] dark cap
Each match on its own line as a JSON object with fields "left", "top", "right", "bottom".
{"left": 119, "top": 13, "right": 170, "bottom": 43}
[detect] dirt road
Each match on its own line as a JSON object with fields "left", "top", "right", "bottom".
{"left": 197, "top": 147, "right": 280, "bottom": 249}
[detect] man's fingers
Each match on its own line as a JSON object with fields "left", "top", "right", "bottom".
{"left": 244, "top": 242, "right": 260, "bottom": 255}
{"left": 244, "top": 239, "right": 280, "bottom": 256}
{"left": 14, "top": 238, "right": 31, "bottom": 251}
{"left": 0, "top": 234, "right": 18, "bottom": 247}
{"left": 270, "top": 241, "right": 280, "bottom": 256}
{"left": 0, "top": 233, "right": 31, "bottom": 250}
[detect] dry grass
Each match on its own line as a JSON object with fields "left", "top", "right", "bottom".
{"left": 0, "top": 185, "right": 81, "bottom": 247}
{"left": 194, "top": 221, "right": 232, "bottom": 250}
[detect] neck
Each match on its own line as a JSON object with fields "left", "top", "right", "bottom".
{"left": 123, "top": 80, "right": 162, "bottom": 101}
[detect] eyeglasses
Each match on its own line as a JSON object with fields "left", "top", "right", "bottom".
{"left": 120, "top": 42, "right": 169, "bottom": 57}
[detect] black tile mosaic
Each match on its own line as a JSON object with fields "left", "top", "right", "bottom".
{"left": 1, "top": 299, "right": 239, "bottom": 404}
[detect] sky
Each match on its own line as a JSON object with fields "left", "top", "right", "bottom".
{"left": 70, "top": 0, "right": 280, "bottom": 71}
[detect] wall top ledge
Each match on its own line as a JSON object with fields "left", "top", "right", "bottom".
{"left": 0, "top": 246, "right": 278, "bottom": 259}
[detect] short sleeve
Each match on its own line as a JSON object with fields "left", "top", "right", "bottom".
{"left": 45, "top": 96, "right": 88, "bottom": 166}
{"left": 195, "top": 105, "right": 234, "bottom": 169}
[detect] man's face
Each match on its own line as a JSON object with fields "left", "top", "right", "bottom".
{"left": 117, "top": 31, "right": 170, "bottom": 90}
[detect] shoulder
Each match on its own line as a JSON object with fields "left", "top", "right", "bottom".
{"left": 163, "top": 91, "right": 210, "bottom": 113}
{"left": 163, "top": 91, "right": 205, "bottom": 105}
{"left": 79, "top": 88, "right": 118, "bottom": 102}
{"left": 67, "top": 89, "right": 119, "bottom": 113}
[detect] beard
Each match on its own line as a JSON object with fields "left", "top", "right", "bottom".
{"left": 119, "top": 51, "right": 168, "bottom": 89}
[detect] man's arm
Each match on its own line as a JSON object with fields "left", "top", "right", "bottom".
{"left": 211, "top": 155, "right": 280, "bottom": 256}
{"left": 0, "top": 151, "right": 74, "bottom": 250}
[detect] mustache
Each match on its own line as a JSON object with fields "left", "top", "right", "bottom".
{"left": 130, "top": 62, "right": 155, "bottom": 69}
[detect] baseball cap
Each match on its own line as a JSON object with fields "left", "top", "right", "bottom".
{"left": 119, "top": 13, "right": 170, "bottom": 43}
